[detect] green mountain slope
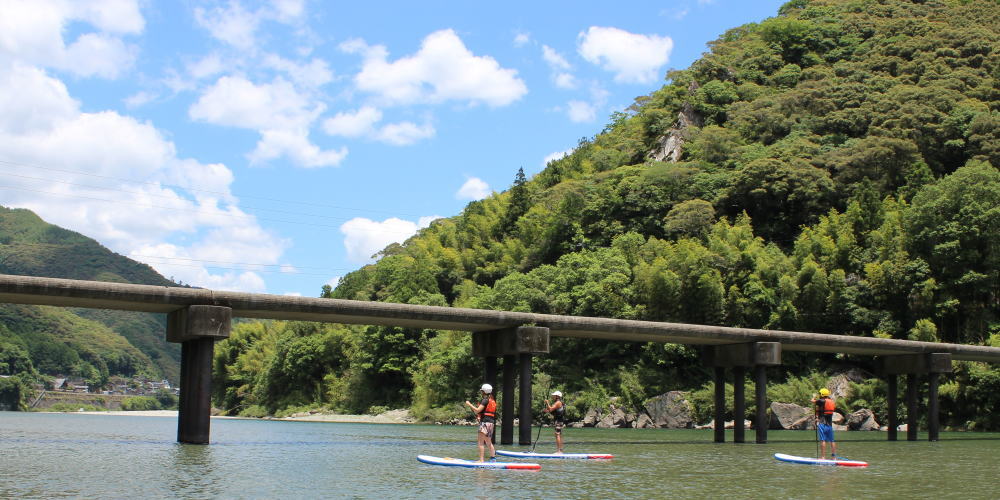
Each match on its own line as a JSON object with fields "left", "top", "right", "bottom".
{"left": 0, "top": 207, "right": 180, "bottom": 382}
{"left": 214, "top": 0, "right": 1000, "bottom": 428}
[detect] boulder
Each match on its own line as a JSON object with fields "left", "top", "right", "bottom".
{"left": 635, "top": 414, "right": 654, "bottom": 428}
{"left": 582, "top": 408, "right": 600, "bottom": 427}
{"left": 769, "top": 402, "right": 812, "bottom": 430}
{"left": 827, "top": 368, "right": 868, "bottom": 400}
{"left": 847, "top": 409, "right": 880, "bottom": 431}
{"left": 724, "top": 419, "right": 752, "bottom": 429}
{"left": 695, "top": 420, "right": 714, "bottom": 430}
{"left": 596, "top": 407, "right": 629, "bottom": 428}
{"left": 831, "top": 412, "right": 845, "bottom": 425}
{"left": 643, "top": 391, "right": 694, "bottom": 429}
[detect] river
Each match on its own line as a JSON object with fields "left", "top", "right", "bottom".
{"left": 2, "top": 412, "right": 997, "bottom": 499}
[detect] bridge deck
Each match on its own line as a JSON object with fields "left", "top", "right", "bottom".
{"left": 2, "top": 274, "right": 999, "bottom": 362}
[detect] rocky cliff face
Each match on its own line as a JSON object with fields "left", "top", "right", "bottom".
{"left": 647, "top": 82, "right": 703, "bottom": 163}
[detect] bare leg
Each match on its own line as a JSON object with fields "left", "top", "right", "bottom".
{"left": 487, "top": 433, "right": 496, "bottom": 459}
{"left": 477, "top": 432, "right": 486, "bottom": 462}
{"left": 819, "top": 441, "right": 827, "bottom": 459}
{"left": 555, "top": 432, "right": 563, "bottom": 453}
{"left": 831, "top": 441, "right": 838, "bottom": 457}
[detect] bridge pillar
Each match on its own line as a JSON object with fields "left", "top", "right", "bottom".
{"left": 472, "top": 326, "right": 550, "bottom": 446}
{"left": 708, "top": 342, "right": 781, "bottom": 444}
{"left": 501, "top": 354, "right": 516, "bottom": 445}
{"left": 887, "top": 375, "right": 898, "bottom": 441}
{"left": 484, "top": 356, "right": 498, "bottom": 444}
{"left": 880, "top": 353, "right": 952, "bottom": 442}
{"left": 166, "top": 305, "right": 231, "bottom": 444}
{"left": 733, "top": 366, "right": 745, "bottom": 443}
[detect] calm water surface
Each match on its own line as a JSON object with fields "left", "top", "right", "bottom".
{"left": 2, "top": 412, "right": 998, "bottom": 499}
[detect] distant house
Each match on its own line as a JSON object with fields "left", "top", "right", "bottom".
{"left": 52, "top": 378, "right": 68, "bottom": 390}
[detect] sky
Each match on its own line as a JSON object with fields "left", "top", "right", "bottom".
{"left": 0, "top": 0, "right": 787, "bottom": 297}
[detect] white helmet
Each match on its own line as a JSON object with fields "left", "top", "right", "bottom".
{"left": 481, "top": 383, "right": 493, "bottom": 394}
{"left": 551, "top": 391, "right": 562, "bottom": 398}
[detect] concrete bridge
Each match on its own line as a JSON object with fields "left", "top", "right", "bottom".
{"left": 2, "top": 274, "right": 999, "bottom": 444}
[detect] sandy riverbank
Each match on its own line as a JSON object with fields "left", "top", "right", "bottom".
{"left": 63, "top": 409, "right": 417, "bottom": 424}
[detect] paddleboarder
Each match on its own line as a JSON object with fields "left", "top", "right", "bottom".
{"left": 811, "top": 388, "right": 838, "bottom": 459}
{"left": 464, "top": 383, "right": 497, "bottom": 462}
{"left": 543, "top": 391, "right": 566, "bottom": 454}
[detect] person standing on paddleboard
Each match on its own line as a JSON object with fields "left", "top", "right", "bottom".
{"left": 544, "top": 391, "right": 566, "bottom": 454}
{"left": 811, "top": 388, "right": 838, "bottom": 459}
{"left": 465, "top": 383, "right": 497, "bottom": 462}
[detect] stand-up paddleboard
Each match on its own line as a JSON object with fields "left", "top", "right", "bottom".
{"left": 773, "top": 453, "right": 868, "bottom": 467}
{"left": 496, "top": 450, "right": 613, "bottom": 460}
{"left": 416, "top": 455, "right": 541, "bottom": 470}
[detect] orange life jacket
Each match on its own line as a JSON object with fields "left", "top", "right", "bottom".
{"left": 819, "top": 397, "right": 835, "bottom": 415}
{"left": 482, "top": 397, "right": 496, "bottom": 419}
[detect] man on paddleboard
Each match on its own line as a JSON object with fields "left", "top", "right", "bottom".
{"left": 811, "top": 388, "right": 838, "bottom": 459}
{"left": 544, "top": 391, "right": 566, "bottom": 454}
{"left": 465, "top": 383, "right": 497, "bottom": 462}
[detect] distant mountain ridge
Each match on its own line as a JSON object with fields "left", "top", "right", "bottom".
{"left": 0, "top": 206, "right": 180, "bottom": 383}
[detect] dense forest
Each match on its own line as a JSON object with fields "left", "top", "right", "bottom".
{"left": 212, "top": 0, "right": 994, "bottom": 428}
{"left": 0, "top": 207, "right": 180, "bottom": 406}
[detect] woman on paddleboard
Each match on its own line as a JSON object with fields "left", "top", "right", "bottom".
{"left": 464, "top": 383, "right": 497, "bottom": 462}
{"left": 544, "top": 391, "right": 566, "bottom": 454}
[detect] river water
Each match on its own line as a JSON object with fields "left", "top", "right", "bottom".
{"left": 2, "top": 412, "right": 997, "bottom": 499}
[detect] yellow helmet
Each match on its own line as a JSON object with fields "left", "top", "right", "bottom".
{"left": 819, "top": 388, "right": 831, "bottom": 396}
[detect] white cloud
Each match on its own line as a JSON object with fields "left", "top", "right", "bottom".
{"left": 250, "top": 128, "right": 348, "bottom": 168}
{"left": 124, "top": 90, "right": 156, "bottom": 109}
{"left": 346, "top": 29, "right": 527, "bottom": 107}
{"left": 341, "top": 217, "right": 425, "bottom": 264}
{"left": 0, "top": 62, "right": 286, "bottom": 292}
{"left": 554, "top": 72, "right": 577, "bottom": 89}
{"left": 542, "top": 45, "right": 571, "bottom": 70}
{"left": 543, "top": 149, "right": 573, "bottom": 166}
{"left": 578, "top": 26, "right": 673, "bottom": 84}
{"left": 0, "top": 0, "right": 142, "bottom": 79}
{"left": 513, "top": 32, "right": 531, "bottom": 47}
{"left": 376, "top": 121, "right": 435, "bottom": 146}
{"left": 190, "top": 75, "right": 345, "bottom": 167}
{"left": 322, "top": 106, "right": 435, "bottom": 146}
{"left": 194, "top": 2, "right": 261, "bottom": 51}
{"left": 567, "top": 100, "right": 596, "bottom": 123}
{"left": 187, "top": 53, "right": 226, "bottom": 80}
{"left": 456, "top": 177, "right": 491, "bottom": 200}
{"left": 262, "top": 54, "right": 333, "bottom": 88}
{"left": 323, "top": 106, "right": 382, "bottom": 138}
{"left": 283, "top": 291, "right": 303, "bottom": 297}
{"left": 326, "top": 276, "right": 341, "bottom": 289}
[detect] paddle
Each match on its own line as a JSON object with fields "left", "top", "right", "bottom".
{"left": 812, "top": 393, "right": 819, "bottom": 458}
{"left": 530, "top": 413, "right": 544, "bottom": 452}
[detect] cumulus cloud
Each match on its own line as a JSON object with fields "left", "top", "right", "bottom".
{"left": 0, "top": 0, "right": 142, "bottom": 79}
{"left": 543, "top": 149, "right": 573, "bottom": 166}
{"left": 322, "top": 106, "right": 435, "bottom": 146}
{"left": 578, "top": 26, "right": 673, "bottom": 84}
{"left": 456, "top": 177, "right": 491, "bottom": 200}
{"left": 344, "top": 29, "right": 527, "bottom": 107}
{"left": 0, "top": 62, "right": 286, "bottom": 292}
{"left": 567, "top": 100, "right": 596, "bottom": 123}
{"left": 542, "top": 45, "right": 571, "bottom": 70}
{"left": 340, "top": 216, "right": 441, "bottom": 264}
{"left": 190, "top": 75, "right": 346, "bottom": 167}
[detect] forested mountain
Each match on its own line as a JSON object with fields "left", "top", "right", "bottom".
{"left": 0, "top": 207, "right": 180, "bottom": 385}
{"left": 213, "top": 0, "right": 1000, "bottom": 428}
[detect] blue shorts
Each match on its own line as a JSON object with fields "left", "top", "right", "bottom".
{"left": 818, "top": 423, "right": 835, "bottom": 442}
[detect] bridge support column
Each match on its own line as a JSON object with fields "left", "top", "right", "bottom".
{"left": 167, "top": 305, "right": 231, "bottom": 444}
{"left": 472, "top": 326, "right": 550, "bottom": 446}
{"left": 755, "top": 364, "right": 769, "bottom": 444}
{"left": 484, "top": 356, "right": 497, "bottom": 444}
{"left": 713, "top": 367, "right": 725, "bottom": 443}
{"left": 708, "top": 342, "right": 781, "bottom": 444}
{"left": 887, "top": 375, "right": 898, "bottom": 441}
{"left": 501, "top": 354, "right": 516, "bottom": 445}
{"left": 733, "top": 367, "right": 745, "bottom": 443}
{"left": 880, "top": 353, "right": 952, "bottom": 442}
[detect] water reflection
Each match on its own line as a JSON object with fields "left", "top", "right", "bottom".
{"left": 165, "top": 443, "right": 224, "bottom": 498}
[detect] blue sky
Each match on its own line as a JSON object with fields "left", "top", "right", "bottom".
{"left": 0, "top": 0, "right": 786, "bottom": 296}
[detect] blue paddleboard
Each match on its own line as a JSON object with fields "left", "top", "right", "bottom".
{"left": 773, "top": 453, "right": 868, "bottom": 467}
{"left": 416, "top": 455, "right": 541, "bottom": 470}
